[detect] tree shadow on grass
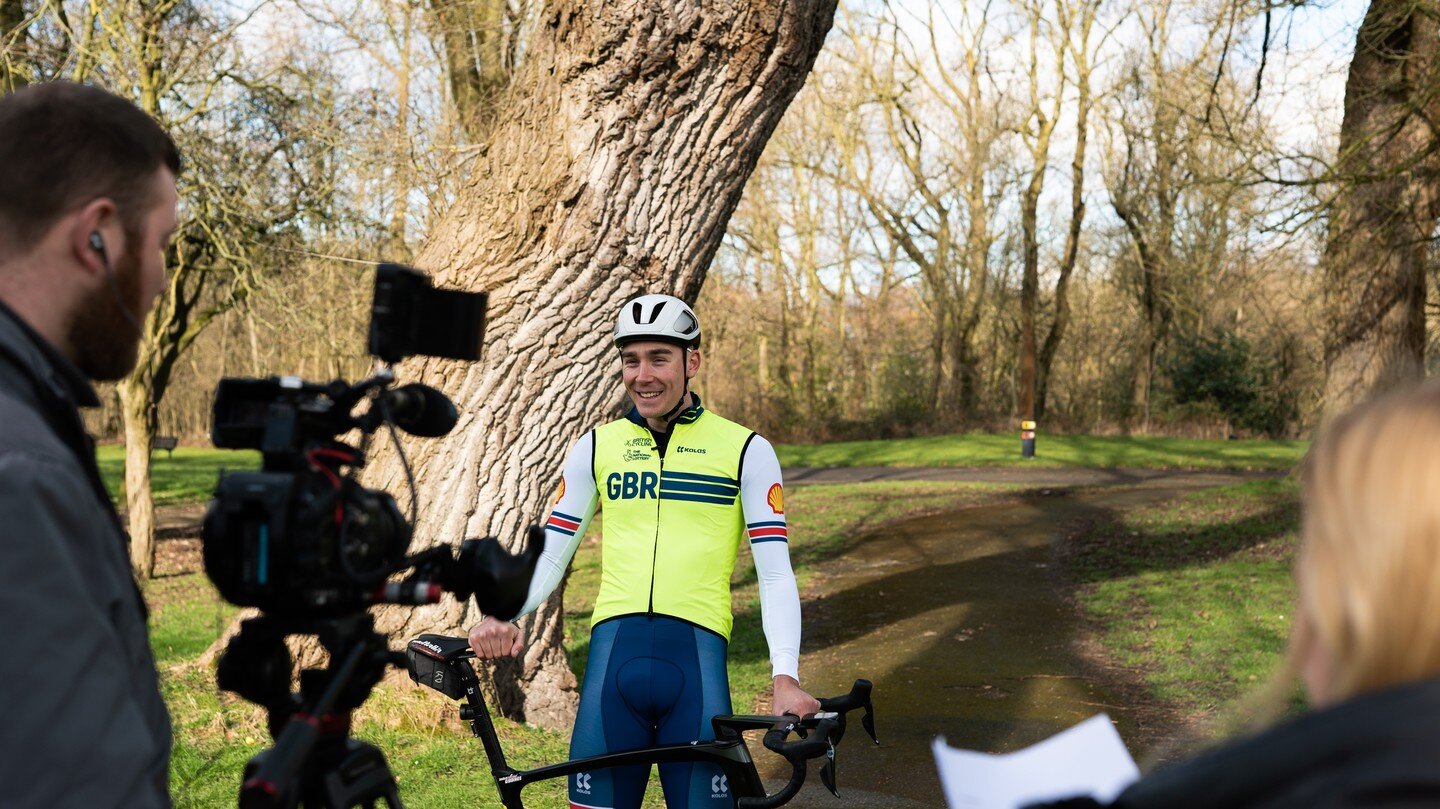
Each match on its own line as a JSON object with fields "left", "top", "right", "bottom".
{"left": 1063, "top": 485, "right": 1300, "bottom": 586}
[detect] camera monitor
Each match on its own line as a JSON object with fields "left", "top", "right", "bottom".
{"left": 368, "top": 263, "right": 487, "bottom": 364}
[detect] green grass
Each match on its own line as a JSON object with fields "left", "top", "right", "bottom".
{"left": 777, "top": 432, "right": 1307, "bottom": 471}
{"left": 161, "top": 659, "right": 580, "bottom": 809}
{"left": 145, "top": 574, "right": 239, "bottom": 666}
{"left": 155, "top": 479, "right": 1013, "bottom": 806}
{"left": 1066, "top": 479, "right": 1301, "bottom": 712}
{"left": 97, "top": 445, "right": 259, "bottom": 506}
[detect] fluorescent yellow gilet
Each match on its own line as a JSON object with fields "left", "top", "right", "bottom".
{"left": 591, "top": 406, "right": 754, "bottom": 639}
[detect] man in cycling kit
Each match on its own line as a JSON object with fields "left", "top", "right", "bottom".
{"left": 468, "top": 294, "right": 819, "bottom": 809}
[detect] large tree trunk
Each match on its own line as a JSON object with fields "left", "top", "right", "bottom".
{"left": 1320, "top": 0, "right": 1440, "bottom": 419}
{"left": 363, "top": 0, "right": 838, "bottom": 730}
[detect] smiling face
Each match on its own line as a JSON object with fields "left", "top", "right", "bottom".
{"left": 620, "top": 340, "right": 701, "bottom": 426}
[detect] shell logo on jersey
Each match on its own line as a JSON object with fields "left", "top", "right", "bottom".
{"left": 554, "top": 478, "right": 566, "bottom": 504}
{"left": 767, "top": 483, "right": 784, "bottom": 514}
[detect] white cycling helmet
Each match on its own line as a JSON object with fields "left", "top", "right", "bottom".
{"left": 614, "top": 294, "right": 702, "bottom": 349}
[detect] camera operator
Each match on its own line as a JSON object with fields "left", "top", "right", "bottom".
{"left": 0, "top": 82, "right": 180, "bottom": 808}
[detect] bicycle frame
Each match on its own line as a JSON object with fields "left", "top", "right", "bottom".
{"left": 406, "top": 633, "right": 875, "bottom": 809}
{"left": 451, "top": 655, "right": 781, "bottom": 808}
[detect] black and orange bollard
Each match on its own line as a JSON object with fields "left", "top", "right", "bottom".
{"left": 1021, "top": 420, "right": 1036, "bottom": 459}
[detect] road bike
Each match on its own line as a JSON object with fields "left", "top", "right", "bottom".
{"left": 405, "top": 634, "right": 879, "bottom": 809}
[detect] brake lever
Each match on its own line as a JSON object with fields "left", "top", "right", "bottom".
{"left": 820, "top": 738, "right": 839, "bottom": 797}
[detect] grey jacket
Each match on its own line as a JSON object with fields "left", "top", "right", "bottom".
{"left": 0, "top": 302, "right": 171, "bottom": 807}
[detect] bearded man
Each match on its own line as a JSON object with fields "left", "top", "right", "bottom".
{"left": 0, "top": 81, "right": 181, "bottom": 808}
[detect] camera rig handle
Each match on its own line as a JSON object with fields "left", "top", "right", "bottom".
{"left": 374, "top": 526, "right": 544, "bottom": 620}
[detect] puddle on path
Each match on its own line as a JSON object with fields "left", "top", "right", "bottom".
{"left": 763, "top": 472, "right": 1254, "bottom": 807}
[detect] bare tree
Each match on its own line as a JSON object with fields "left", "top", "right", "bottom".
{"left": 359, "top": 0, "right": 838, "bottom": 730}
{"left": 1320, "top": 0, "right": 1440, "bottom": 418}
{"left": 1104, "top": 0, "right": 1235, "bottom": 429}
{"left": 30, "top": 0, "right": 341, "bottom": 577}
{"left": 427, "top": 0, "right": 531, "bottom": 138}
{"left": 1033, "top": 0, "right": 1102, "bottom": 421}
{"left": 1017, "top": 0, "right": 1064, "bottom": 425}
{"left": 837, "top": 1, "right": 1012, "bottom": 423}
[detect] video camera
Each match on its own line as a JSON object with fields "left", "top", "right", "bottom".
{"left": 201, "top": 263, "right": 542, "bottom": 808}
{"left": 202, "top": 263, "right": 533, "bottom": 619}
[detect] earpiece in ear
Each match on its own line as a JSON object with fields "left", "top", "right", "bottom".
{"left": 89, "top": 232, "right": 105, "bottom": 254}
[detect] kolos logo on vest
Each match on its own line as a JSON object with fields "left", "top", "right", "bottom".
{"left": 606, "top": 471, "right": 658, "bottom": 500}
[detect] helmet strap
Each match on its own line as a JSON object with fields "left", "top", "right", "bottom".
{"left": 656, "top": 347, "right": 693, "bottom": 429}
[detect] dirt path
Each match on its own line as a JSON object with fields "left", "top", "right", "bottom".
{"left": 764, "top": 471, "right": 1260, "bottom": 807}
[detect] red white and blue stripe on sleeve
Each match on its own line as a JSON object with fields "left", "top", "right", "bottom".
{"left": 746, "top": 520, "right": 788, "bottom": 543}
{"left": 547, "top": 510, "right": 584, "bottom": 537}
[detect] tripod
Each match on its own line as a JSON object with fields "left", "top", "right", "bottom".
{"left": 218, "top": 613, "right": 408, "bottom": 808}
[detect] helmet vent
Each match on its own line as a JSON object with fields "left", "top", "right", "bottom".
{"left": 676, "top": 312, "right": 698, "bottom": 336}
{"left": 633, "top": 301, "right": 664, "bottom": 325}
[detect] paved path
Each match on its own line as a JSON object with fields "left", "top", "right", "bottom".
{"left": 762, "top": 471, "right": 1256, "bottom": 807}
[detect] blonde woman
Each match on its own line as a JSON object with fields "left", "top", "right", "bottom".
{"left": 1031, "top": 382, "right": 1440, "bottom": 808}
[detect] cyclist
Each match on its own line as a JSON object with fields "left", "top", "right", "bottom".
{"left": 468, "top": 294, "right": 818, "bottom": 809}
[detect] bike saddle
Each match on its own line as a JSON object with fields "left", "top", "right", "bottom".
{"left": 406, "top": 634, "right": 476, "bottom": 700}
{"left": 407, "top": 634, "right": 475, "bottom": 663}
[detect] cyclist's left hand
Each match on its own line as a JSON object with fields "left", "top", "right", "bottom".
{"left": 772, "top": 675, "right": 821, "bottom": 717}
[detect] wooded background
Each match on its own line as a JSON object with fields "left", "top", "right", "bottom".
{"left": 5, "top": 0, "right": 1378, "bottom": 450}
{"left": 6, "top": 0, "right": 1439, "bottom": 726}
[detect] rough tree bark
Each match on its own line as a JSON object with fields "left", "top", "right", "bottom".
{"left": 363, "top": 0, "right": 838, "bottom": 730}
{"left": 1320, "top": 0, "right": 1440, "bottom": 419}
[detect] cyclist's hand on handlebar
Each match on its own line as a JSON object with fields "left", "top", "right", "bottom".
{"left": 771, "top": 675, "right": 821, "bottom": 718}
{"left": 467, "top": 616, "right": 522, "bottom": 659}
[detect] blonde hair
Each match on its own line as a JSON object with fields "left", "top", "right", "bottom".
{"left": 1290, "top": 381, "right": 1440, "bottom": 704}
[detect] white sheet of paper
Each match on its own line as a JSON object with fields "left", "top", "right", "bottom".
{"left": 932, "top": 713, "right": 1140, "bottom": 809}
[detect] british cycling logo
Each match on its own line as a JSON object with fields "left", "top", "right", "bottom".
{"left": 711, "top": 774, "right": 728, "bottom": 796}
{"left": 626, "top": 437, "right": 653, "bottom": 448}
{"left": 576, "top": 772, "right": 592, "bottom": 793}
